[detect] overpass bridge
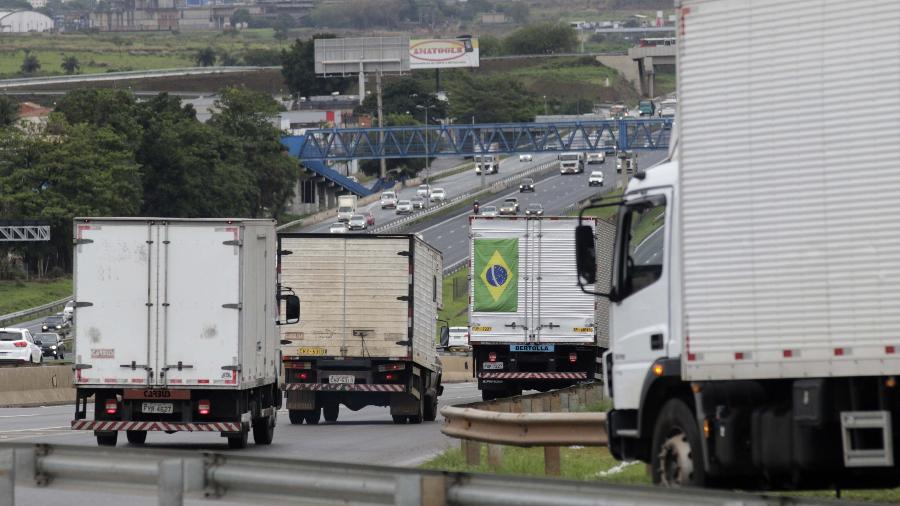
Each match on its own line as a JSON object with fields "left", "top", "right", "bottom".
{"left": 285, "top": 118, "right": 672, "bottom": 162}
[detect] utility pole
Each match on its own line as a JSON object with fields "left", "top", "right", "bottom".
{"left": 376, "top": 69, "right": 386, "bottom": 179}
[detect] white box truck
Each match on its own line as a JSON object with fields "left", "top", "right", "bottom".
{"left": 470, "top": 216, "right": 603, "bottom": 401}
{"left": 575, "top": 0, "right": 900, "bottom": 490}
{"left": 337, "top": 195, "right": 358, "bottom": 222}
{"left": 558, "top": 152, "right": 584, "bottom": 174}
{"left": 278, "top": 233, "right": 445, "bottom": 424}
{"left": 71, "top": 218, "right": 299, "bottom": 448}
{"left": 474, "top": 154, "right": 498, "bottom": 175}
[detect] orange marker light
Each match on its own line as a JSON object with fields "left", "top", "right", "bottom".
{"left": 653, "top": 364, "right": 664, "bottom": 376}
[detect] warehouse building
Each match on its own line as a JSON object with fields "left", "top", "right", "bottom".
{"left": 0, "top": 10, "right": 54, "bottom": 32}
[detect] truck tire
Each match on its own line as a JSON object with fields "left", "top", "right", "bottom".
{"left": 126, "top": 430, "right": 147, "bottom": 445}
{"left": 227, "top": 429, "right": 249, "bottom": 449}
{"left": 392, "top": 415, "right": 406, "bottom": 424}
{"left": 481, "top": 389, "right": 497, "bottom": 401}
{"left": 252, "top": 415, "right": 275, "bottom": 445}
{"left": 650, "top": 399, "right": 707, "bottom": 487}
{"left": 304, "top": 407, "right": 321, "bottom": 425}
{"left": 288, "top": 409, "right": 305, "bottom": 425}
{"left": 423, "top": 394, "right": 438, "bottom": 422}
{"left": 96, "top": 432, "right": 117, "bottom": 446}
{"left": 323, "top": 404, "right": 339, "bottom": 423}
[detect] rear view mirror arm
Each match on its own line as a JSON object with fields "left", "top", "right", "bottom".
{"left": 576, "top": 198, "right": 624, "bottom": 300}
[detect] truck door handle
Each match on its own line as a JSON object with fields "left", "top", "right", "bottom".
{"left": 650, "top": 334, "right": 664, "bottom": 350}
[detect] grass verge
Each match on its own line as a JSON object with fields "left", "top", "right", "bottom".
{"left": 0, "top": 278, "right": 72, "bottom": 316}
{"left": 439, "top": 267, "right": 469, "bottom": 328}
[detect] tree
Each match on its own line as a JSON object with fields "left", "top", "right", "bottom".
{"left": 208, "top": 87, "right": 299, "bottom": 219}
{"left": 281, "top": 34, "right": 353, "bottom": 97}
{"left": 54, "top": 88, "right": 142, "bottom": 148}
{"left": 20, "top": 50, "right": 40, "bottom": 75}
{"left": 478, "top": 35, "right": 503, "bottom": 57}
{"left": 503, "top": 23, "right": 578, "bottom": 55}
{"left": 447, "top": 73, "right": 539, "bottom": 123}
{"left": 195, "top": 47, "right": 217, "bottom": 67}
{"left": 0, "top": 95, "right": 16, "bottom": 128}
{"left": 356, "top": 77, "right": 447, "bottom": 121}
{"left": 60, "top": 55, "right": 80, "bottom": 75}
{"left": 218, "top": 50, "right": 240, "bottom": 66}
{"left": 230, "top": 8, "right": 251, "bottom": 27}
{"left": 272, "top": 17, "right": 295, "bottom": 41}
{"left": 243, "top": 48, "right": 282, "bottom": 66}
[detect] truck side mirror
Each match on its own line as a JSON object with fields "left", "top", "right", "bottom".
{"left": 440, "top": 326, "right": 450, "bottom": 348}
{"left": 575, "top": 225, "right": 597, "bottom": 285}
{"left": 278, "top": 294, "right": 300, "bottom": 325}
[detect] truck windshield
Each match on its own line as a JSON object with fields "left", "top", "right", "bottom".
{"left": 338, "top": 207, "right": 352, "bottom": 213}
{"left": 618, "top": 197, "right": 666, "bottom": 298}
{"left": 560, "top": 154, "right": 580, "bottom": 161}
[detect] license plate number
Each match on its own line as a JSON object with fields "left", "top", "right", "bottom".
{"left": 141, "top": 402, "right": 173, "bottom": 414}
{"left": 329, "top": 375, "right": 355, "bottom": 384}
{"left": 483, "top": 362, "right": 504, "bottom": 370}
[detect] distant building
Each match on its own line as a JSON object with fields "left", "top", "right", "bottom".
{"left": 17, "top": 101, "right": 53, "bottom": 127}
{"left": 481, "top": 13, "right": 506, "bottom": 24}
{"left": 0, "top": 10, "right": 54, "bottom": 32}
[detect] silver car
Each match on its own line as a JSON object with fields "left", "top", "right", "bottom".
{"left": 329, "top": 222, "right": 349, "bottom": 234}
{"left": 481, "top": 205, "right": 498, "bottom": 217}
{"left": 411, "top": 196, "right": 427, "bottom": 209}
{"left": 380, "top": 191, "right": 398, "bottom": 209}
{"left": 430, "top": 188, "right": 446, "bottom": 202}
{"left": 348, "top": 214, "right": 367, "bottom": 230}
{"left": 396, "top": 200, "right": 413, "bottom": 214}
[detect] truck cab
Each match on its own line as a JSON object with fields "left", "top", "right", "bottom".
{"left": 475, "top": 155, "right": 498, "bottom": 175}
{"left": 558, "top": 152, "right": 584, "bottom": 174}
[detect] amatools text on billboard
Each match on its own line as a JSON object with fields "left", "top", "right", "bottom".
{"left": 409, "top": 38, "right": 480, "bottom": 69}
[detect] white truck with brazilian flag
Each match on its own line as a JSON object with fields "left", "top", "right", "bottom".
{"left": 468, "top": 216, "right": 605, "bottom": 401}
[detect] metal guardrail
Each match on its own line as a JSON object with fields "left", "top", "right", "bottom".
{"left": 0, "top": 296, "right": 72, "bottom": 327}
{"left": 441, "top": 407, "right": 608, "bottom": 446}
{"left": 374, "top": 160, "right": 559, "bottom": 236}
{"left": 0, "top": 443, "right": 837, "bottom": 506}
{"left": 0, "top": 66, "right": 275, "bottom": 89}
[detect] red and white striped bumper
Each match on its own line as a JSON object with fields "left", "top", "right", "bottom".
{"left": 71, "top": 420, "right": 242, "bottom": 432}
{"left": 282, "top": 383, "right": 405, "bottom": 392}
{"left": 478, "top": 372, "right": 588, "bottom": 379}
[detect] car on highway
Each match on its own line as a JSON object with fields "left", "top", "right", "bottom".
{"left": 34, "top": 332, "right": 65, "bottom": 360}
{"left": 659, "top": 98, "right": 677, "bottom": 117}
{"left": 519, "top": 178, "right": 535, "bottom": 192}
{"left": 348, "top": 214, "right": 368, "bottom": 230}
{"left": 364, "top": 211, "right": 375, "bottom": 226}
{"left": 63, "top": 301, "right": 74, "bottom": 322}
{"left": 589, "top": 170, "right": 605, "bottom": 186}
{"left": 518, "top": 153, "right": 533, "bottom": 162}
{"left": 586, "top": 152, "right": 606, "bottom": 164}
{"left": 480, "top": 205, "right": 499, "bottom": 217}
{"left": 525, "top": 203, "right": 544, "bottom": 216}
{"left": 380, "top": 191, "right": 398, "bottom": 209}
{"left": 429, "top": 188, "right": 446, "bottom": 203}
{"left": 396, "top": 200, "right": 414, "bottom": 214}
{"left": 411, "top": 196, "right": 427, "bottom": 210}
{"left": 499, "top": 197, "right": 520, "bottom": 215}
{"left": 41, "top": 315, "right": 69, "bottom": 335}
{"left": 416, "top": 184, "right": 431, "bottom": 198}
{"left": 0, "top": 328, "right": 43, "bottom": 364}
{"left": 447, "top": 327, "right": 471, "bottom": 352}
{"left": 328, "top": 222, "right": 349, "bottom": 234}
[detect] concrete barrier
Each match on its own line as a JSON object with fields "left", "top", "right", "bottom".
{"left": 0, "top": 365, "right": 74, "bottom": 407}
{"left": 440, "top": 355, "right": 473, "bottom": 383}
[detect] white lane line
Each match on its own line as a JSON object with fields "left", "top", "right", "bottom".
{"left": 0, "top": 425, "right": 69, "bottom": 433}
{"left": 436, "top": 235, "right": 442, "bottom": 240}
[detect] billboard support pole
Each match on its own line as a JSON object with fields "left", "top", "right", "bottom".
{"left": 376, "top": 69, "right": 386, "bottom": 178}
{"left": 358, "top": 62, "right": 365, "bottom": 105}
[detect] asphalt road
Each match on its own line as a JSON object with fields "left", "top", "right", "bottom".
{"left": 412, "top": 151, "right": 670, "bottom": 269}
{"left": 302, "top": 154, "right": 558, "bottom": 233}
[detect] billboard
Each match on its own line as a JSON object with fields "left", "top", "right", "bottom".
{"left": 409, "top": 38, "right": 480, "bottom": 69}
{"left": 315, "top": 36, "right": 410, "bottom": 76}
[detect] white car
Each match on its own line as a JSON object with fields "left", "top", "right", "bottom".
{"left": 417, "top": 184, "right": 431, "bottom": 198}
{"left": 519, "top": 153, "right": 533, "bottom": 162}
{"left": 347, "top": 214, "right": 367, "bottom": 230}
{"left": 589, "top": 171, "right": 605, "bottom": 186}
{"left": 447, "top": 326, "right": 471, "bottom": 351}
{"left": 0, "top": 328, "right": 43, "bottom": 364}
{"left": 328, "top": 222, "right": 349, "bottom": 234}
{"left": 396, "top": 200, "right": 413, "bottom": 214}
{"left": 63, "top": 300, "right": 74, "bottom": 322}
{"left": 430, "top": 188, "right": 446, "bottom": 202}
{"left": 480, "top": 205, "right": 499, "bottom": 217}
{"left": 380, "top": 191, "right": 398, "bottom": 209}
{"left": 586, "top": 152, "right": 606, "bottom": 164}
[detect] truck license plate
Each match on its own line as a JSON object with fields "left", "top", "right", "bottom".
{"left": 297, "top": 347, "right": 326, "bottom": 356}
{"left": 329, "top": 375, "right": 355, "bottom": 384}
{"left": 482, "top": 362, "right": 504, "bottom": 370}
{"left": 141, "top": 402, "right": 173, "bottom": 414}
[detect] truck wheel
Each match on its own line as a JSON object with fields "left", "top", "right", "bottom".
{"left": 392, "top": 415, "right": 407, "bottom": 424}
{"left": 304, "top": 407, "right": 321, "bottom": 425}
{"left": 227, "top": 430, "right": 249, "bottom": 449}
{"left": 423, "top": 394, "right": 438, "bottom": 422}
{"left": 481, "top": 390, "right": 497, "bottom": 401}
{"left": 96, "top": 432, "right": 118, "bottom": 446}
{"left": 252, "top": 415, "right": 275, "bottom": 445}
{"left": 650, "top": 399, "right": 707, "bottom": 487}
{"left": 126, "top": 430, "right": 147, "bottom": 445}
{"left": 288, "top": 409, "right": 304, "bottom": 425}
{"left": 323, "top": 404, "right": 339, "bottom": 423}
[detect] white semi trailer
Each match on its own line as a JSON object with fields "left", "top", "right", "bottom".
{"left": 575, "top": 0, "right": 900, "bottom": 489}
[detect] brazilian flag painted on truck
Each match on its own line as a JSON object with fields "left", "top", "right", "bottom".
{"left": 473, "top": 238, "right": 518, "bottom": 312}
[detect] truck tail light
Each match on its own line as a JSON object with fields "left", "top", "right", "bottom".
{"left": 488, "top": 352, "right": 497, "bottom": 363}
{"left": 13, "top": 341, "right": 26, "bottom": 348}
{"left": 104, "top": 399, "right": 118, "bottom": 415}
{"left": 198, "top": 400, "right": 211, "bottom": 415}
{"left": 296, "top": 372, "right": 309, "bottom": 381}
{"left": 385, "top": 373, "right": 394, "bottom": 381}
{"left": 569, "top": 353, "right": 578, "bottom": 364}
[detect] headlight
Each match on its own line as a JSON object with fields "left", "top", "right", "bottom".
{"left": 50, "top": 345, "right": 57, "bottom": 350}
{"left": 55, "top": 325, "right": 61, "bottom": 329}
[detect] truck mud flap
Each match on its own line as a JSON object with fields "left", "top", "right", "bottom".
{"left": 71, "top": 420, "right": 242, "bottom": 432}
{"left": 477, "top": 372, "right": 588, "bottom": 379}
{"left": 283, "top": 384, "right": 405, "bottom": 392}
{"left": 287, "top": 390, "right": 316, "bottom": 410}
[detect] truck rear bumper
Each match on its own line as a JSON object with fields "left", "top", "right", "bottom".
{"left": 71, "top": 420, "right": 243, "bottom": 432}
{"left": 478, "top": 372, "right": 588, "bottom": 379}
{"left": 282, "top": 383, "right": 405, "bottom": 392}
